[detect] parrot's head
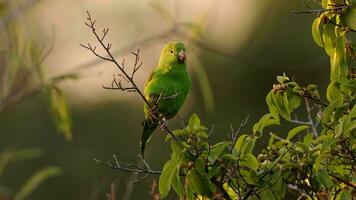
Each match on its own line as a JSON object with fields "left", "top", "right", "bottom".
{"left": 159, "top": 41, "right": 186, "bottom": 68}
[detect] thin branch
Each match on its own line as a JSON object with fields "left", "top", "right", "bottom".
{"left": 304, "top": 98, "right": 319, "bottom": 137}
{"left": 291, "top": 4, "right": 352, "bottom": 14}
{"left": 94, "top": 154, "right": 161, "bottom": 183}
{"left": 228, "top": 115, "right": 249, "bottom": 153}
{"left": 81, "top": 11, "right": 150, "bottom": 106}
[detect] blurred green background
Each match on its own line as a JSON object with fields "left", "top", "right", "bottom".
{"left": 0, "top": 0, "right": 330, "bottom": 199}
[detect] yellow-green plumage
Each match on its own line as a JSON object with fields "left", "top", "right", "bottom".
{"left": 141, "top": 41, "right": 191, "bottom": 156}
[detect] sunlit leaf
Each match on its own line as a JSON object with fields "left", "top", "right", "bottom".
{"left": 312, "top": 16, "right": 324, "bottom": 47}
{"left": 171, "top": 166, "right": 184, "bottom": 199}
{"left": 253, "top": 113, "right": 280, "bottom": 134}
{"left": 322, "top": 22, "right": 336, "bottom": 57}
{"left": 239, "top": 153, "right": 259, "bottom": 172}
{"left": 208, "top": 141, "right": 230, "bottom": 164}
{"left": 188, "top": 113, "right": 200, "bottom": 132}
{"left": 47, "top": 85, "right": 73, "bottom": 141}
{"left": 287, "top": 125, "right": 309, "bottom": 140}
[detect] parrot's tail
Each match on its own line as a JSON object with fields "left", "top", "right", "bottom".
{"left": 140, "top": 120, "right": 158, "bottom": 157}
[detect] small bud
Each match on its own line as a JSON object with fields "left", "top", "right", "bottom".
{"left": 299, "top": 90, "right": 305, "bottom": 96}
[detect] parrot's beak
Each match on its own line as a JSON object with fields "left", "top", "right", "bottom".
{"left": 178, "top": 50, "right": 186, "bottom": 64}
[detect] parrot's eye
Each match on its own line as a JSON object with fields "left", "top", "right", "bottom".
{"left": 170, "top": 50, "right": 173, "bottom": 53}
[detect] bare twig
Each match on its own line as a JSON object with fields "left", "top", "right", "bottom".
{"left": 94, "top": 154, "right": 161, "bottom": 183}
{"left": 291, "top": 4, "right": 352, "bottom": 14}
{"left": 81, "top": 11, "right": 150, "bottom": 106}
{"left": 228, "top": 115, "right": 249, "bottom": 153}
{"left": 304, "top": 98, "right": 319, "bottom": 137}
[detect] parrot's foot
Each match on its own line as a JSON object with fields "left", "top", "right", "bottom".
{"left": 160, "top": 117, "right": 168, "bottom": 130}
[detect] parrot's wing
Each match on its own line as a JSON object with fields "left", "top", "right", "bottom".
{"left": 143, "top": 69, "right": 162, "bottom": 117}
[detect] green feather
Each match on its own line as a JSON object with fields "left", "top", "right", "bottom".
{"left": 140, "top": 41, "right": 192, "bottom": 156}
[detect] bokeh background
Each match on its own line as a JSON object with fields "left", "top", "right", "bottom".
{"left": 0, "top": 0, "right": 330, "bottom": 199}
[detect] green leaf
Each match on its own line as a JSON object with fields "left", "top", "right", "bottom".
{"left": 239, "top": 153, "right": 259, "bottom": 172}
{"left": 236, "top": 136, "right": 256, "bottom": 155}
{"left": 344, "top": 120, "right": 356, "bottom": 134}
{"left": 312, "top": 17, "right": 324, "bottom": 47}
{"left": 220, "top": 154, "right": 238, "bottom": 162}
{"left": 188, "top": 169, "right": 214, "bottom": 198}
{"left": 207, "top": 167, "right": 221, "bottom": 179}
{"left": 330, "top": 35, "right": 348, "bottom": 80}
{"left": 208, "top": 141, "right": 230, "bottom": 164}
{"left": 322, "top": 98, "right": 343, "bottom": 123}
{"left": 346, "top": 8, "right": 356, "bottom": 30}
{"left": 171, "top": 141, "right": 184, "bottom": 155}
{"left": 234, "top": 134, "right": 248, "bottom": 152}
{"left": 259, "top": 190, "right": 275, "bottom": 200}
{"left": 171, "top": 166, "right": 184, "bottom": 199}
{"left": 303, "top": 132, "right": 313, "bottom": 147}
{"left": 14, "top": 166, "right": 61, "bottom": 200}
{"left": 47, "top": 86, "right": 72, "bottom": 141}
{"left": 188, "top": 113, "right": 200, "bottom": 132}
{"left": 322, "top": 22, "right": 336, "bottom": 57}
{"left": 322, "top": 0, "right": 331, "bottom": 9}
{"left": 272, "top": 92, "right": 291, "bottom": 121}
{"left": 239, "top": 169, "right": 257, "bottom": 185}
{"left": 266, "top": 91, "right": 280, "bottom": 121}
{"left": 253, "top": 113, "right": 280, "bottom": 134}
{"left": 287, "top": 125, "right": 309, "bottom": 140}
{"left": 336, "top": 190, "right": 352, "bottom": 200}
{"left": 159, "top": 159, "right": 178, "bottom": 198}
{"left": 287, "top": 91, "right": 302, "bottom": 111}
{"left": 326, "top": 81, "right": 343, "bottom": 102}
{"left": 316, "top": 170, "right": 333, "bottom": 189}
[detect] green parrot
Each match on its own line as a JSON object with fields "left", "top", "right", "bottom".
{"left": 141, "top": 41, "right": 192, "bottom": 156}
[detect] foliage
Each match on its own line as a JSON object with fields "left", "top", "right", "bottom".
{"left": 0, "top": 1, "right": 66, "bottom": 199}
{"left": 0, "top": 0, "right": 74, "bottom": 140}
{"left": 157, "top": 1, "right": 356, "bottom": 199}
